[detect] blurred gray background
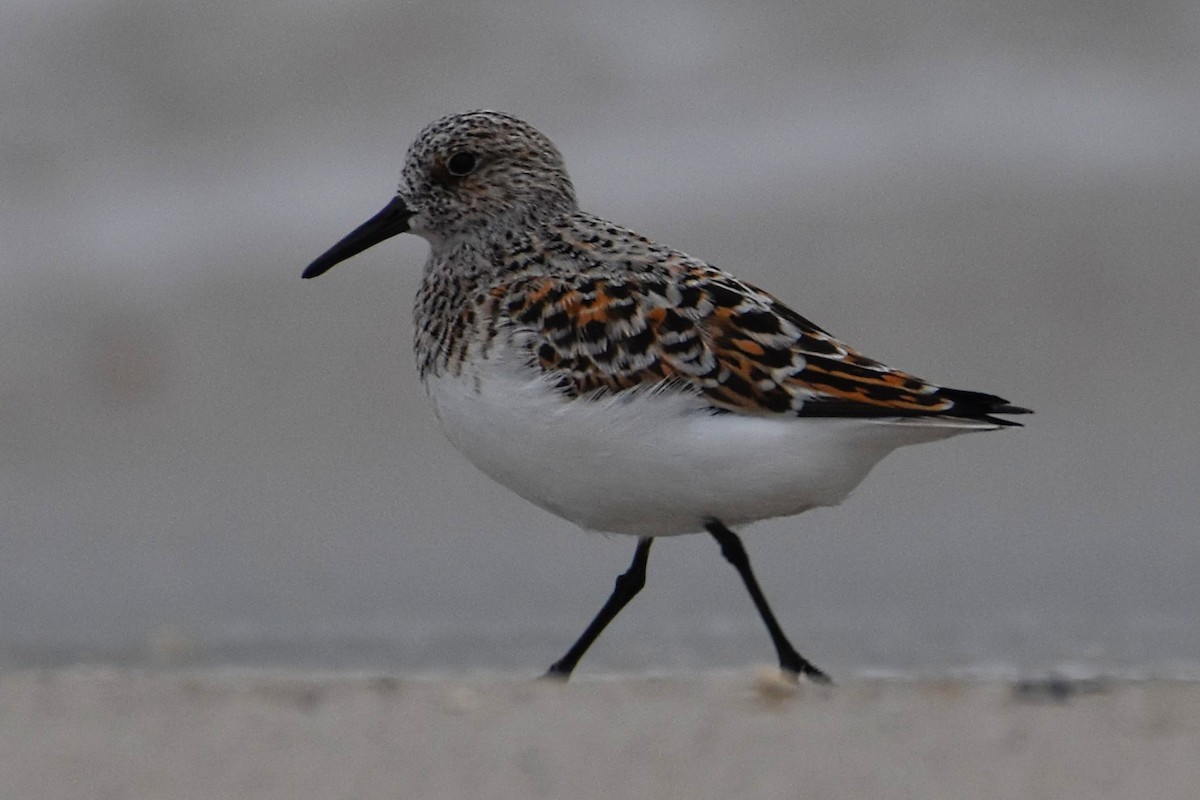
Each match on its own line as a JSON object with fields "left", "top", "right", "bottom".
{"left": 3, "top": 0, "right": 1198, "bottom": 677}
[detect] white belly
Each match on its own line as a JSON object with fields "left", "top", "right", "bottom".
{"left": 423, "top": 357, "right": 995, "bottom": 536}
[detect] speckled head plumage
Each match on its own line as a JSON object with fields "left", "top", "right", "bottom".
{"left": 399, "top": 110, "right": 578, "bottom": 242}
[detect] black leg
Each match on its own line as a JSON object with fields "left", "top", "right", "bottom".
{"left": 544, "top": 537, "right": 653, "bottom": 680}
{"left": 705, "top": 519, "right": 831, "bottom": 684}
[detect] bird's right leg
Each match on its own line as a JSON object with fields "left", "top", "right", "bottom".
{"left": 544, "top": 537, "right": 653, "bottom": 680}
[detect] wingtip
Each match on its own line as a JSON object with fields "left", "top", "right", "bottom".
{"left": 986, "top": 404, "right": 1033, "bottom": 426}
{"left": 936, "top": 388, "right": 1032, "bottom": 426}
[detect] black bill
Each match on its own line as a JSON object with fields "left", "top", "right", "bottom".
{"left": 302, "top": 195, "right": 413, "bottom": 279}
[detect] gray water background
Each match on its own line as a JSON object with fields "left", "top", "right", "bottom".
{"left": 3, "top": 0, "right": 1199, "bottom": 676}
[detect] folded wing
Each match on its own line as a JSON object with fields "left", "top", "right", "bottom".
{"left": 487, "top": 264, "right": 1030, "bottom": 426}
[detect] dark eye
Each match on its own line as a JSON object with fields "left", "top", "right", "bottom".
{"left": 446, "top": 151, "right": 478, "bottom": 176}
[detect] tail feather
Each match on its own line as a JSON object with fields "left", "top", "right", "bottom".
{"left": 937, "top": 387, "right": 1033, "bottom": 427}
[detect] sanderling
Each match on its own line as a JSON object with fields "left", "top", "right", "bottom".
{"left": 303, "top": 110, "right": 1030, "bottom": 682}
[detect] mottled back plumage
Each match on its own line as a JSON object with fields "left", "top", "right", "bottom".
{"left": 404, "top": 111, "right": 1027, "bottom": 426}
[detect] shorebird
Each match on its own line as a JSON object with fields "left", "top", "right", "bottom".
{"left": 303, "top": 110, "right": 1030, "bottom": 682}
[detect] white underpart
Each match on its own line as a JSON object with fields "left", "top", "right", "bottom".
{"left": 424, "top": 348, "right": 999, "bottom": 537}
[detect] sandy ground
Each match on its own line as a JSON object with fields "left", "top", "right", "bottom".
{"left": 1, "top": 669, "right": 1197, "bottom": 800}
